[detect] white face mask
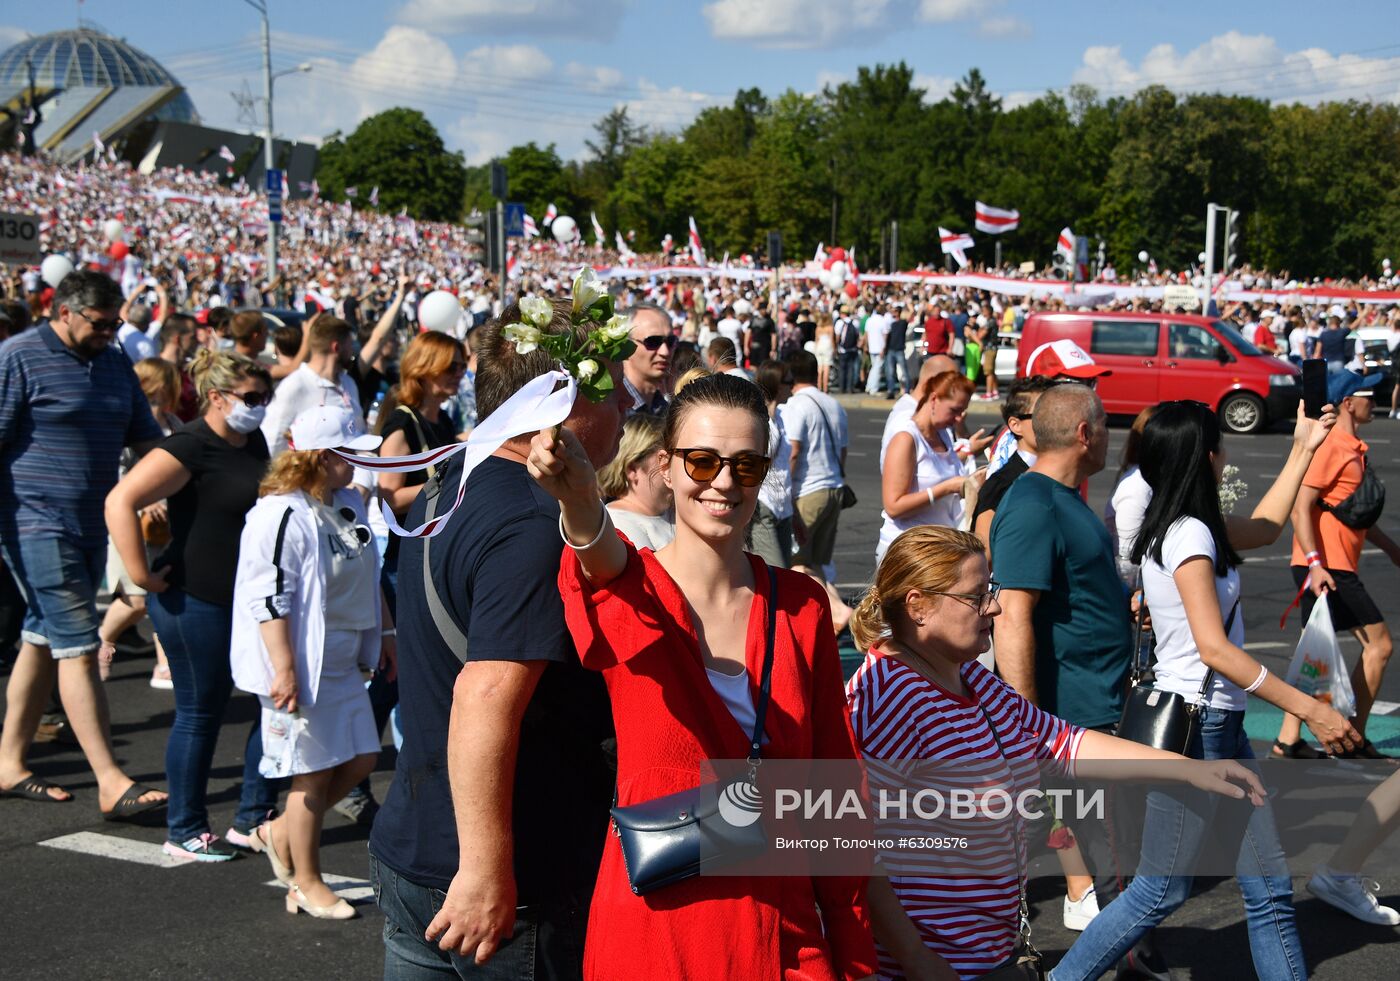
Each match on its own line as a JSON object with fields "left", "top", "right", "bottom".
{"left": 224, "top": 399, "right": 266, "bottom": 434}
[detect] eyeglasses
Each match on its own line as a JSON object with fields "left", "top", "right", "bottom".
{"left": 926, "top": 580, "right": 1001, "bottom": 616}
{"left": 448, "top": 360, "right": 468, "bottom": 372}
{"left": 636, "top": 334, "right": 674, "bottom": 352}
{"left": 674, "top": 448, "right": 771, "bottom": 487}
{"left": 74, "top": 309, "right": 123, "bottom": 332}
{"left": 219, "top": 389, "right": 272, "bottom": 408}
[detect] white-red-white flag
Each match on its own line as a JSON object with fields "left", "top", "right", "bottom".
{"left": 950, "top": 248, "right": 970, "bottom": 269}
{"left": 615, "top": 231, "right": 635, "bottom": 260}
{"left": 939, "top": 227, "right": 974, "bottom": 254}
{"left": 688, "top": 216, "right": 706, "bottom": 265}
{"left": 1056, "top": 227, "right": 1075, "bottom": 260}
{"left": 813, "top": 242, "right": 828, "bottom": 263}
{"left": 218, "top": 145, "right": 237, "bottom": 163}
{"left": 369, "top": 186, "right": 379, "bottom": 206}
{"left": 661, "top": 233, "right": 674, "bottom": 255}
{"left": 523, "top": 213, "right": 539, "bottom": 239}
{"left": 344, "top": 186, "right": 358, "bottom": 198}
{"left": 542, "top": 202, "right": 558, "bottom": 226}
{"left": 974, "top": 201, "right": 1019, "bottom": 234}
{"left": 590, "top": 211, "right": 606, "bottom": 248}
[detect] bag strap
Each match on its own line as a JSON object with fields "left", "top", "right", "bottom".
{"left": 977, "top": 701, "right": 1036, "bottom": 953}
{"left": 1129, "top": 571, "right": 1150, "bottom": 681}
{"left": 396, "top": 404, "right": 438, "bottom": 481}
{"left": 421, "top": 465, "right": 469, "bottom": 661}
{"left": 1194, "top": 597, "right": 1240, "bottom": 703}
{"left": 747, "top": 565, "right": 780, "bottom": 768}
{"left": 798, "top": 392, "right": 845, "bottom": 478}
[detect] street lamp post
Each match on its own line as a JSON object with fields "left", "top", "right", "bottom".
{"left": 244, "top": 0, "right": 310, "bottom": 305}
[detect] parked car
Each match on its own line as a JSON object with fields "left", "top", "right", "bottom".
{"left": 1018, "top": 311, "right": 1301, "bottom": 434}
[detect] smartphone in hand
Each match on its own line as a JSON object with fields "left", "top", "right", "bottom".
{"left": 1302, "top": 359, "right": 1327, "bottom": 419}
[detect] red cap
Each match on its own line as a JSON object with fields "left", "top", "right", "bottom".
{"left": 1026, "top": 339, "right": 1111, "bottom": 379}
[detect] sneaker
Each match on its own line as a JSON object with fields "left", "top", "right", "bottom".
{"left": 333, "top": 788, "right": 380, "bottom": 827}
{"left": 1307, "top": 866, "right": 1400, "bottom": 925}
{"left": 226, "top": 809, "right": 278, "bottom": 851}
{"left": 150, "top": 664, "right": 173, "bottom": 690}
{"left": 164, "top": 833, "right": 241, "bottom": 863}
{"left": 1063, "top": 885, "right": 1101, "bottom": 931}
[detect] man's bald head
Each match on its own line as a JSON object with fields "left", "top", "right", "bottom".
{"left": 1032, "top": 382, "right": 1105, "bottom": 452}
{"left": 914, "top": 355, "right": 958, "bottom": 399}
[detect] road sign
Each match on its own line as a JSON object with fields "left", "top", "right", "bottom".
{"left": 0, "top": 212, "right": 41, "bottom": 264}
{"left": 266, "top": 168, "right": 283, "bottom": 192}
{"left": 504, "top": 203, "right": 526, "bottom": 238}
{"left": 266, "top": 168, "right": 284, "bottom": 223}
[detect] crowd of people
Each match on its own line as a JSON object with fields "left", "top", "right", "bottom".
{"left": 4, "top": 146, "right": 1400, "bottom": 979}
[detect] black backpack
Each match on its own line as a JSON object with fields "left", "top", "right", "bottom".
{"left": 1320, "top": 455, "right": 1385, "bottom": 529}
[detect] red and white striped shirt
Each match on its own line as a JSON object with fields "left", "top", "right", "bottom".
{"left": 846, "top": 651, "right": 1085, "bottom": 980}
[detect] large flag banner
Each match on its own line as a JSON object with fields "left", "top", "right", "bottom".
{"left": 939, "top": 227, "right": 974, "bottom": 253}
{"left": 369, "top": 186, "right": 379, "bottom": 206}
{"left": 218, "top": 145, "right": 237, "bottom": 163}
{"left": 590, "top": 211, "right": 606, "bottom": 247}
{"left": 661, "top": 232, "right": 674, "bottom": 254}
{"left": 974, "top": 201, "right": 1019, "bottom": 234}
{"left": 523, "top": 213, "right": 539, "bottom": 239}
{"left": 688, "top": 216, "right": 706, "bottom": 264}
{"left": 542, "top": 202, "right": 558, "bottom": 226}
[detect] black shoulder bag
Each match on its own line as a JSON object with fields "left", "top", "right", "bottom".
{"left": 1117, "top": 597, "right": 1239, "bottom": 755}
{"left": 1319, "top": 455, "right": 1385, "bottom": 529}
{"left": 609, "top": 566, "right": 778, "bottom": 896}
{"left": 799, "top": 392, "right": 857, "bottom": 510}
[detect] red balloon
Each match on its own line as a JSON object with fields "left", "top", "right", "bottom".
{"left": 843, "top": 281, "right": 858, "bottom": 298}
{"left": 829, "top": 246, "right": 846, "bottom": 261}
{"left": 108, "top": 241, "right": 130, "bottom": 260}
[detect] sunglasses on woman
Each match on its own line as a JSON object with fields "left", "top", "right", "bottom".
{"left": 674, "top": 448, "right": 771, "bottom": 487}
{"left": 219, "top": 389, "right": 272, "bottom": 408}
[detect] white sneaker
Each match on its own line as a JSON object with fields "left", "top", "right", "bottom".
{"left": 1307, "top": 866, "right": 1400, "bottom": 925}
{"left": 1063, "top": 885, "right": 1100, "bottom": 931}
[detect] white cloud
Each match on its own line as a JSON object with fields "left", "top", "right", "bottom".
{"left": 565, "top": 62, "right": 626, "bottom": 92}
{"left": 703, "top": 0, "right": 910, "bottom": 49}
{"left": 464, "top": 45, "right": 554, "bottom": 81}
{"left": 620, "top": 79, "right": 719, "bottom": 132}
{"left": 918, "top": 0, "right": 980, "bottom": 22}
{"left": 978, "top": 16, "right": 1030, "bottom": 39}
{"left": 1071, "top": 31, "right": 1400, "bottom": 105}
{"left": 0, "top": 25, "right": 29, "bottom": 48}
{"left": 913, "top": 73, "right": 957, "bottom": 101}
{"left": 396, "top": 0, "right": 629, "bottom": 38}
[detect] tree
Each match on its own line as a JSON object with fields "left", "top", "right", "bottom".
{"left": 316, "top": 108, "right": 466, "bottom": 221}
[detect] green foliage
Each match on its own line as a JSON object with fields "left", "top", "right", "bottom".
{"left": 316, "top": 108, "right": 466, "bottom": 222}
{"left": 330, "top": 81, "right": 1400, "bottom": 278}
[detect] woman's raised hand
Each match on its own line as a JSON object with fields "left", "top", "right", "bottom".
{"left": 1293, "top": 401, "right": 1337, "bottom": 452}
{"left": 526, "top": 426, "right": 598, "bottom": 505}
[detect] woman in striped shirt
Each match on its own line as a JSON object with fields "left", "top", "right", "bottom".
{"left": 846, "top": 526, "right": 1265, "bottom": 980}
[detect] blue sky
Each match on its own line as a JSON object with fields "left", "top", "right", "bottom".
{"left": 5, "top": 1, "right": 1398, "bottom": 164}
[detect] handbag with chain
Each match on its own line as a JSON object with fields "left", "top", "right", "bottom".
{"left": 609, "top": 566, "right": 778, "bottom": 896}
{"left": 1117, "top": 595, "right": 1240, "bottom": 754}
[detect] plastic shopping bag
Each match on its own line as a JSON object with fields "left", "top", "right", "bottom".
{"left": 1284, "top": 597, "right": 1357, "bottom": 719}
{"left": 259, "top": 707, "right": 309, "bottom": 779}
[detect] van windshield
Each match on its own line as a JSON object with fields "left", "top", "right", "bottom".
{"left": 1214, "top": 320, "right": 1263, "bottom": 356}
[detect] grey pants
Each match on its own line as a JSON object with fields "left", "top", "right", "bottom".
{"left": 748, "top": 502, "right": 793, "bottom": 569}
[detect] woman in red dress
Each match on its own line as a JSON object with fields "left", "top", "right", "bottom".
{"left": 527, "top": 373, "right": 876, "bottom": 981}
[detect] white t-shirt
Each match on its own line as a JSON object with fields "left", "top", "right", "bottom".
{"left": 865, "top": 313, "right": 890, "bottom": 356}
{"left": 759, "top": 416, "right": 794, "bottom": 521}
{"left": 117, "top": 323, "right": 157, "bottom": 363}
{"left": 606, "top": 506, "right": 674, "bottom": 552}
{"left": 879, "top": 394, "right": 917, "bottom": 460}
{"left": 706, "top": 665, "right": 757, "bottom": 739}
{"left": 1105, "top": 467, "right": 1152, "bottom": 586}
{"left": 1141, "top": 517, "right": 1245, "bottom": 711}
{"left": 876, "top": 422, "right": 965, "bottom": 561}
{"left": 778, "top": 388, "right": 847, "bottom": 498}
{"left": 716, "top": 317, "right": 743, "bottom": 347}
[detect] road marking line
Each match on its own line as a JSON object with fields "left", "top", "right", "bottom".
{"left": 848, "top": 451, "right": 869, "bottom": 457}
{"left": 1244, "top": 641, "right": 1290, "bottom": 651}
{"left": 39, "top": 831, "right": 185, "bottom": 868}
{"left": 263, "top": 872, "right": 374, "bottom": 903}
{"left": 1372, "top": 700, "right": 1400, "bottom": 716}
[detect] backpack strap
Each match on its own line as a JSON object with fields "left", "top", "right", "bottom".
{"left": 421, "top": 466, "right": 469, "bottom": 661}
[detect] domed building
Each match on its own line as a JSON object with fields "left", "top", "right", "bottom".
{"left": 0, "top": 27, "right": 199, "bottom": 162}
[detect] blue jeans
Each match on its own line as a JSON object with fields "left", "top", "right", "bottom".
{"left": 884, "top": 349, "right": 908, "bottom": 394}
{"left": 148, "top": 589, "right": 280, "bottom": 842}
{"left": 1, "top": 535, "right": 105, "bottom": 658}
{"left": 370, "top": 852, "right": 588, "bottom": 980}
{"left": 1051, "top": 708, "right": 1306, "bottom": 981}
{"left": 837, "top": 350, "right": 861, "bottom": 392}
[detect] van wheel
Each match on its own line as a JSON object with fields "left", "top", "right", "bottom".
{"left": 1219, "top": 392, "right": 1265, "bottom": 434}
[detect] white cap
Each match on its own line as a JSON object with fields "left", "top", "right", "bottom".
{"left": 288, "top": 406, "right": 382, "bottom": 452}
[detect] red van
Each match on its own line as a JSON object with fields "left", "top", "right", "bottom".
{"left": 1017, "top": 311, "right": 1301, "bottom": 433}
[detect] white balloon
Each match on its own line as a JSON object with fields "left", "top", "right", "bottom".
{"left": 829, "top": 260, "right": 848, "bottom": 279}
{"left": 103, "top": 219, "right": 125, "bottom": 243}
{"left": 1137, "top": 250, "right": 1149, "bottom": 263}
{"left": 417, "top": 290, "right": 462, "bottom": 333}
{"left": 733, "top": 298, "right": 751, "bottom": 316}
{"left": 41, "top": 254, "right": 74, "bottom": 288}
{"left": 552, "top": 215, "right": 578, "bottom": 243}
{"left": 828, "top": 272, "right": 845, "bottom": 291}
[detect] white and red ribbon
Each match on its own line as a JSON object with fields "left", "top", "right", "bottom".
{"left": 331, "top": 370, "right": 576, "bottom": 538}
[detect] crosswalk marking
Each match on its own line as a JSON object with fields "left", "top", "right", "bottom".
{"left": 39, "top": 831, "right": 186, "bottom": 868}
{"left": 263, "top": 872, "right": 374, "bottom": 903}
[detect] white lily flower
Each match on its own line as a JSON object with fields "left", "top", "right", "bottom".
{"left": 502, "top": 322, "right": 541, "bottom": 355}
{"left": 572, "top": 266, "right": 607, "bottom": 315}
{"left": 519, "top": 295, "right": 553, "bottom": 329}
{"left": 575, "top": 358, "right": 600, "bottom": 383}
{"left": 600, "top": 314, "right": 632, "bottom": 342}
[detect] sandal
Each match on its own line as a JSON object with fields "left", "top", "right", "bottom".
{"left": 0, "top": 775, "right": 73, "bottom": 802}
{"left": 1338, "top": 740, "right": 1400, "bottom": 763}
{"left": 1271, "top": 739, "right": 1325, "bottom": 760}
{"left": 100, "top": 782, "right": 167, "bottom": 822}
{"left": 255, "top": 822, "right": 295, "bottom": 885}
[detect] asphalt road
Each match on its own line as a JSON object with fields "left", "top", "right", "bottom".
{"left": 1, "top": 398, "right": 1399, "bottom": 979}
